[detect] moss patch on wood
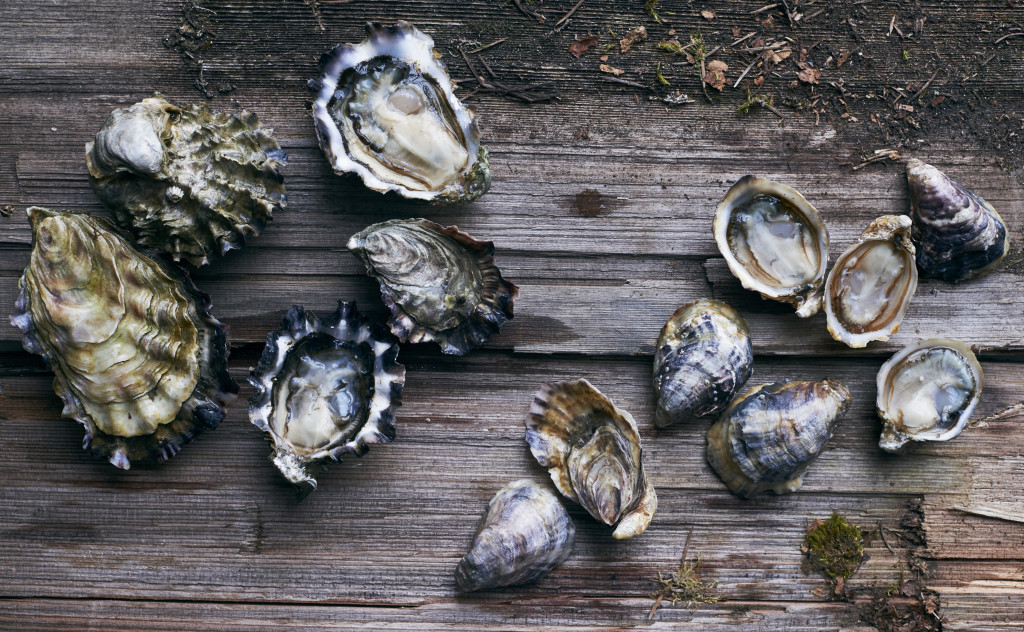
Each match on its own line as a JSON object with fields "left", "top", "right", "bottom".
{"left": 803, "top": 512, "right": 870, "bottom": 593}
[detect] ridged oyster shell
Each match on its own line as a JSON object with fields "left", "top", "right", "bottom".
{"left": 348, "top": 218, "right": 517, "bottom": 355}
{"left": 10, "top": 208, "right": 237, "bottom": 468}
{"left": 706, "top": 379, "right": 851, "bottom": 498}
{"left": 825, "top": 215, "right": 918, "bottom": 348}
{"left": 525, "top": 379, "right": 657, "bottom": 539}
{"left": 86, "top": 94, "right": 287, "bottom": 267}
{"left": 653, "top": 299, "right": 753, "bottom": 428}
{"left": 876, "top": 338, "right": 982, "bottom": 452}
{"left": 455, "top": 479, "right": 575, "bottom": 592}
{"left": 248, "top": 302, "right": 404, "bottom": 497}
{"left": 312, "top": 21, "right": 490, "bottom": 204}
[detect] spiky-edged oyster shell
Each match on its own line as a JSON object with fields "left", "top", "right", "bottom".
{"left": 713, "top": 176, "right": 830, "bottom": 317}
{"left": 248, "top": 302, "right": 404, "bottom": 498}
{"left": 10, "top": 208, "right": 237, "bottom": 468}
{"left": 706, "top": 379, "right": 850, "bottom": 498}
{"left": 348, "top": 218, "right": 517, "bottom": 355}
{"left": 876, "top": 338, "right": 982, "bottom": 452}
{"left": 653, "top": 299, "right": 753, "bottom": 428}
{"left": 525, "top": 379, "right": 657, "bottom": 539}
{"left": 86, "top": 94, "right": 287, "bottom": 266}
{"left": 825, "top": 215, "right": 918, "bottom": 348}
{"left": 906, "top": 159, "right": 1009, "bottom": 281}
{"left": 311, "top": 21, "right": 490, "bottom": 204}
{"left": 455, "top": 479, "right": 575, "bottom": 592}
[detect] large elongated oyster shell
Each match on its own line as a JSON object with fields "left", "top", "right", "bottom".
{"left": 525, "top": 379, "right": 657, "bottom": 539}
{"left": 906, "top": 159, "right": 1009, "bottom": 281}
{"left": 706, "top": 380, "right": 851, "bottom": 498}
{"left": 455, "top": 479, "right": 575, "bottom": 592}
{"left": 248, "top": 302, "right": 404, "bottom": 498}
{"left": 348, "top": 218, "right": 517, "bottom": 355}
{"left": 312, "top": 21, "right": 490, "bottom": 204}
{"left": 86, "top": 94, "right": 287, "bottom": 266}
{"left": 653, "top": 299, "right": 753, "bottom": 428}
{"left": 10, "top": 208, "right": 237, "bottom": 468}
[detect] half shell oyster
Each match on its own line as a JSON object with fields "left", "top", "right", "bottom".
{"left": 348, "top": 218, "right": 517, "bottom": 355}
{"left": 86, "top": 94, "right": 287, "bottom": 267}
{"left": 525, "top": 379, "right": 657, "bottom": 539}
{"left": 10, "top": 208, "right": 237, "bottom": 468}
{"left": 312, "top": 21, "right": 490, "bottom": 204}
{"left": 455, "top": 479, "right": 575, "bottom": 592}
{"left": 248, "top": 302, "right": 404, "bottom": 497}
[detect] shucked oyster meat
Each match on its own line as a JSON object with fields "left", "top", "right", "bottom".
{"left": 87, "top": 94, "right": 287, "bottom": 266}
{"left": 312, "top": 21, "right": 490, "bottom": 204}
{"left": 10, "top": 208, "right": 237, "bottom": 468}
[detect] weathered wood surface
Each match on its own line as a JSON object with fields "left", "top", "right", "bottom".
{"left": 1, "top": 0, "right": 1023, "bottom": 630}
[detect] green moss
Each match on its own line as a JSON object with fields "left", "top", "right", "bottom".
{"left": 804, "top": 513, "right": 868, "bottom": 581}
{"left": 645, "top": 0, "right": 663, "bottom": 24}
{"left": 655, "top": 61, "right": 670, "bottom": 85}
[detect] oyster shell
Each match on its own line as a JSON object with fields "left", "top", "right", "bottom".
{"left": 906, "top": 159, "right": 1009, "bottom": 281}
{"left": 713, "top": 176, "right": 830, "bottom": 317}
{"left": 248, "top": 302, "right": 405, "bottom": 497}
{"left": 10, "top": 208, "right": 237, "bottom": 468}
{"left": 348, "top": 218, "right": 517, "bottom": 355}
{"left": 706, "top": 379, "right": 851, "bottom": 498}
{"left": 86, "top": 94, "right": 287, "bottom": 267}
{"left": 312, "top": 21, "right": 490, "bottom": 204}
{"left": 876, "top": 338, "right": 982, "bottom": 452}
{"left": 825, "top": 215, "right": 918, "bottom": 348}
{"left": 525, "top": 379, "right": 657, "bottom": 539}
{"left": 653, "top": 299, "right": 753, "bottom": 428}
{"left": 455, "top": 479, "right": 575, "bottom": 592}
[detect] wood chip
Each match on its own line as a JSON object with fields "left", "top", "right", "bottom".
{"left": 797, "top": 66, "right": 821, "bottom": 84}
{"left": 600, "top": 64, "right": 625, "bottom": 76}
{"left": 703, "top": 60, "right": 728, "bottom": 91}
{"left": 569, "top": 36, "right": 599, "bottom": 58}
{"left": 619, "top": 26, "right": 647, "bottom": 53}
{"left": 701, "top": 9, "right": 715, "bottom": 19}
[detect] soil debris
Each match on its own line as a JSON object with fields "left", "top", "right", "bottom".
{"left": 703, "top": 60, "right": 728, "bottom": 91}
{"left": 648, "top": 528, "right": 721, "bottom": 619}
{"left": 162, "top": 0, "right": 234, "bottom": 98}
{"left": 569, "top": 35, "right": 599, "bottom": 58}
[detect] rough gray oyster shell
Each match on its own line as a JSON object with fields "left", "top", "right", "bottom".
{"left": 86, "top": 94, "right": 287, "bottom": 266}
{"left": 455, "top": 479, "right": 575, "bottom": 592}
{"left": 10, "top": 208, "right": 237, "bottom": 468}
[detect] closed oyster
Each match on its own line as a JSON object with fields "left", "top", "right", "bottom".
{"left": 525, "top": 379, "right": 657, "bottom": 539}
{"left": 311, "top": 21, "right": 489, "bottom": 204}
{"left": 653, "top": 299, "right": 753, "bottom": 428}
{"left": 825, "top": 215, "right": 918, "bottom": 348}
{"left": 86, "top": 94, "right": 287, "bottom": 266}
{"left": 713, "top": 176, "right": 830, "bottom": 317}
{"left": 906, "top": 159, "right": 1009, "bottom": 281}
{"left": 10, "top": 208, "right": 237, "bottom": 468}
{"left": 248, "top": 302, "right": 404, "bottom": 497}
{"left": 348, "top": 218, "right": 517, "bottom": 355}
{"left": 876, "top": 338, "right": 982, "bottom": 452}
{"left": 706, "top": 380, "right": 851, "bottom": 498}
{"left": 455, "top": 479, "right": 575, "bottom": 592}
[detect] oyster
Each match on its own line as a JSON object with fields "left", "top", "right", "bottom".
{"left": 876, "top": 338, "right": 983, "bottom": 452}
{"left": 311, "top": 21, "right": 490, "bottom": 204}
{"left": 906, "top": 159, "right": 1009, "bottom": 281}
{"left": 525, "top": 379, "right": 657, "bottom": 539}
{"left": 706, "top": 379, "right": 851, "bottom": 498}
{"left": 455, "top": 479, "right": 575, "bottom": 592}
{"left": 653, "top": 299, "right": 753, "bottom": 428}
{"left": 248, "top": 302, "right": 405, "bottom": 497}
{"left": 86, "top": 94, "right": 287, "bottom": 267}
{"left": 348, "top": 218, "right": 517, "bottom": 355}
{"left": 713, "top": 176, "right": 830, "bottom": 317}
{"left": 10, "top": 208, "right": 237, "bottom": 468}
{"left": 825, "top": 215, "right": 918, "bottom": 348}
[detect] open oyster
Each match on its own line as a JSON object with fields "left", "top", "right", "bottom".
{"left": 10, "top": 208, "right": 237, "bottom": 468}
{"left": 86, "top": 94, "right": 287, "bottom": 267}
{"left": 455, "top": 479, "right": 575, "bottom": 592}
{"left": 876, "top": 338, "right": 982, "bottom": 452}
{"left": 348, "top": 218, "right": 517, "bottom": 355}
{"left": 248, "top": 302, "right": 404, "bottom": 497}
{"left": 825, "top": 215, "right": 918, "bottom": 348}
{"left": 311, "top": 21, "right": 490, "bottom": 204}
{"left": 713, "top": 176, "right": 830, "bottom": 317}
{"left": 907, "top": 159, "right": 1009, "bottom": 281}
{"left": 653, "top": 299, "right": 753, "bottom": 428}
{"left": 706, "top": 379, "right": 851, "bottom": 498}
{"left": 525, "top": 379, "right": 657, "bottom": 539}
